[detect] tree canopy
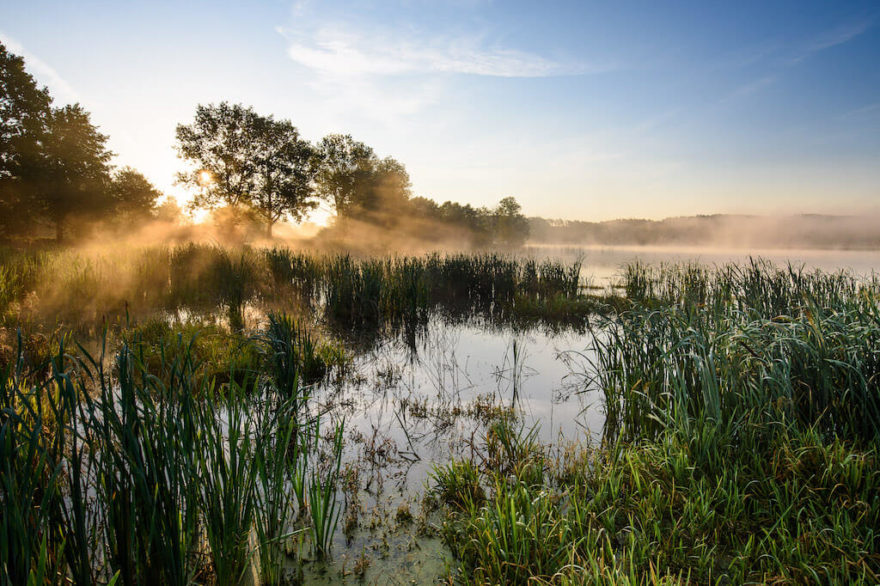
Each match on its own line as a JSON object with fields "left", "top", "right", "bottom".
{"left": 493, "top": 196, "right": 530, "bottom": 247}
{"left": 2, "top": 40, "right": 532, "bottom": 249}
{"left": 0, "top": 41, "right": 163, "bottom": 242}
{"left": 111, "top": 167, "right": 161, "bottom": 219}
{"left": 176, "top": 102, "right": 318, "bottom": 236}
{"left": 41, "top": 104, "right": 114, "bottom": 241}
{"left": 0, "top": 42, "right": 51, "bottom": 236}
{"left": 315, "top": 133, "right": 376, "bottom": 218}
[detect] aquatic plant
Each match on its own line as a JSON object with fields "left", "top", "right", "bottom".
{"left": 307, "top": 418, "right": 345, "bottom": 558}
{"left": 435, "top": 262, "right": 880, "bottom": 584}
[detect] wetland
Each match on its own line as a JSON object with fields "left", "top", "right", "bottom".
{"left": 2, "top": 243, "right": 880, "bottom": 583}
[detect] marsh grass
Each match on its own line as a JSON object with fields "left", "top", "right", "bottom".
{"left": 0, "top": 315, "right": 347, "bottom": 585}
{"left": 436, "top": 262, "right": 880, "bottom": 584}
{"left": 1, "top": 245, "right": 590, "bottom": 341}
{"left": 5, "top": 246, "right": 880, "bottom": 583}
{"left": 307, "top": 418, "right": 344, "bottom": 559}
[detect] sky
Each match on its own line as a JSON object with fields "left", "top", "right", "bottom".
{"left": 1, "top": 0, "right": 879, "bottom": 222}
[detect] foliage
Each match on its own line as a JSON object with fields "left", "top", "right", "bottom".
{"left": 314, "top": 133, "right": 376, "bottom": 217}
{"left": 110, "top": 167, "right": 161, "bottom": 221}
{"left": 0, "top": 319, "right": 347, "bottom": 584}
{"left": 0, "top": 41, "right": 52, "bottom": 237}
{"left": 40, "top": 104, "right": 115, "bottom": 242}
{"left": 176, "top": 102, "right": 319, "bottom": 236}
{"left": 1, "top": 43, "right": 162, "bottom": 243}
{"left": 493, "top": 196, "right": 529, "bottom": 247}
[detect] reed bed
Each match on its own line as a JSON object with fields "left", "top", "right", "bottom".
{"left": 0, "top": 313, "right": 345, "bottom": 585}
{"left": 0, "top": 245, "right": 590, "bottom": 339}
{"left": 5, "top": 246, "right": 880, "bottom": 583}
{"left": 436, "top": 263, "right": 880, "bottom": 584}
{"left": 621, "top": 257, "right": 878, "bottom": 315}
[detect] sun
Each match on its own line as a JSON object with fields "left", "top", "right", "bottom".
{"left": 198, "top": 169, "right": 214, "bottom": 186}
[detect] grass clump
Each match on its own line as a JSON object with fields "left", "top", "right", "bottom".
{"left": 430, "top": 460, "right": 485, "bottom": 511}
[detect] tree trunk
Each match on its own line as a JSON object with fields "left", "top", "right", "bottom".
{"left": 265, "top": 220, "right": 273, "bottom": 239}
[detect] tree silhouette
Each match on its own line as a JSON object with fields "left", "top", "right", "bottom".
{"left": 355, "top": 156, "right": 412, "bottom": 226}
{"left": 249, "top": 116, "right": 318, "bottom": 237}
{"left": 315, "top": 134, "right": 376, "bottom": 218}
{"left": 0, "top": 41, "right": 52, "bottom": 237}
{"left": 493, "top": 196, "right": 530, "bottom": 247}
{"left": 111, "top": 167, "right": 162, "bottom": 221}
{"left": 176, "top": 102, "right": 318, "bottom": 237}
{"left": 41, "top": 104, "right": 114, "bottom": 242}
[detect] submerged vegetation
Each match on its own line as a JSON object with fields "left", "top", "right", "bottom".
{"left": 1, "top": 247, "right": 879, "bottom": 584}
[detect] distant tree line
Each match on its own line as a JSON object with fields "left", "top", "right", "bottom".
{"left": 0, "top": 41, "right": 169, "bottom": 242}
{"left": 529, "top": 215, "right": 880, "bottom": 250}
{"left": 175, "top": 102, "right": 530, "bottom": 246}
{"left": 2, "top": 41, "right": 529, "bottom": 247}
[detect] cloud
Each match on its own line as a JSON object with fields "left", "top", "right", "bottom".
{"left": 301, "top": 72, "right": 445, "bottom": 127}
{"left": 838, "top": 101, "right": 880, "bottom": 120}
{"left": 0, "top": 32, "right": 79, "bottom": 104}
{"left": 789, "top": 19, "right": 873, "bottom": 64}
{"left": 725, "top": 75, "right": 776, "bottom": 102}
{"left": 804, "top": 19, "right": 872, "bottom": 53}
{"left": 279, "top": 24, "right": 593, "bottom": 78}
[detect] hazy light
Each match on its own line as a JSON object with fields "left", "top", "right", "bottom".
{"left": 198, "top": 170, "right": 214, "bottom": 186}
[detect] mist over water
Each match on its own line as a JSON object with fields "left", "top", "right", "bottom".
{"left": 524, "top": 244, "right": 880, "bottom": 288}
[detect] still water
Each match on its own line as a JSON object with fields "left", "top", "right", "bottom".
{"left": 524, "top": 244, "right": 880, "bottom": 287}
{"left": 299, "top": 245, "right": 880, "bottom": 583}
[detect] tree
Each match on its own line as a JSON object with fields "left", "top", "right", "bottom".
{"left": 41, "top": 104, "right": 114, "bottom": 242}
{"left": 155, "top": 197, "right": 184, "bottom": 224}
{"left": 409, "top": 196, "right": 440, "bottom": 218}
{"left": 366, "top": 156, "right": 411, "bottom": 210}
{"left": 248, "top": 117, "right": 319, "bottom": 237}
{"left": 353, "top": 156, "right": 412, "bottom": 226}
{"left": 0, "top": 41, "right": 52, "bottom": 236}
{"left": 493, "top": 196, "right": 530, "bottom": 247}
{"left": 111, "top": 167, "right": 162, "bottom": 221}
{"left": 175, "top": 102, "right": 318, "bottom": 237}
{"left": 315, "top": 134, "right": 376, "bottom": 217}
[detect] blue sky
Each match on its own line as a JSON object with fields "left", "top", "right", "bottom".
{"left": 1, "top": 0, "right": 878, "bottom": 221}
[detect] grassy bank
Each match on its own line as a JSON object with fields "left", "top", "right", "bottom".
{"left": 434, "top": 262, "right": 880, "bottom": 584}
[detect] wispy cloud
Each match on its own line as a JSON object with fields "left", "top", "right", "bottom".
{"left": 725, "top": 75, "right": 776, "bottom": 102}
{"left": 275, "top": 4, "right": 605, "bottom": 126}
{"left": 0, "top": 32, "right": 79, "bottom": 104}
{"left": 838, "top": 101, "right": 880, "bottom": 120}
{"left": 788, "top": 18, "right": 873, "bottom": 63}
{"left": 280, "top": 24, "right": 592, "bottom": 78}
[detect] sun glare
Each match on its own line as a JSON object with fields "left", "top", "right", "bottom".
{"left": 198, "top": 169, "right": 214, "bottom": 186}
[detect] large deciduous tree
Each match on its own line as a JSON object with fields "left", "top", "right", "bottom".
{"left": 249, "top": 116, "right": 318, "bottom": 237}
{"left": 41, "top": 104, "right": 114, "bottom": 242}
{"left": 1, "top": 41, "right": 164, "bottom": 243}
{"left": 315, "top": 133, "right": 376, "bottom": 218}
{"left": 111, "top": 167, "right": 162, "bottom": 220}
{"left": 0, "top": 41, "right": 51, "bottom": 236}
{"left": 175, "top": 102, "right": 318, "bottom": 237}
{"left": 355, "top": 156, "right": 412, "bottom": 226}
